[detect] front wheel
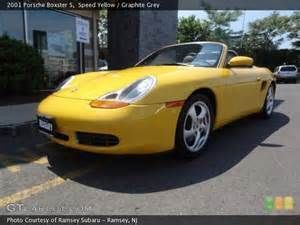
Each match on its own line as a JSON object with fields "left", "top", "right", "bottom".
{"left": 260, "top": 85, "right": 275, "bottom": 118}
{"left": 175, "top": 94, "right": 214, "bottom": 158}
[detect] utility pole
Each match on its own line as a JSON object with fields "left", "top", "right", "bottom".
{"left": 240, "top": 11, "right": 246, "bottom": 49}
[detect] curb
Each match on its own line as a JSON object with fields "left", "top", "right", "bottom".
{"left": 0, "top": 120, "right": 37, "bottom": 137}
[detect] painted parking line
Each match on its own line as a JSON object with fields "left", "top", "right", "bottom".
{"left": 22, "top": 151, "right": 48, "bottom": 165}
{"left": 32, "top": 157, "right": 48, "bottom": 165}
{"left": 0, "top": 159, "right": 21, "bottom": 173}
{"left": 0, "top": 151, "right": 48, "bottom": 173}
{"left": 0, "top": 153, "right": 37, "bottom": 164}
{"left": 0, "top": 164, "right": 98, "bottom": 208}
{"left": 0, "top": 142, "right": 60, "bottom": 173}
{"left": 0, "top": 154, "right": 21, "bottom": 173}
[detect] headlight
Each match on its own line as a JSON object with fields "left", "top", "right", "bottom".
{"left": 102, "top": 76, "right": 156, "bottom": 103}
{"left": 56, "top": 76, "right": 74, "bottom": 91}
{"left": 90, "top": 76, "right": 156, "bottom": 109}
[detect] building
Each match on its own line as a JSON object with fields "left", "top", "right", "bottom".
{"left": 107, "top": 10, "right": 178, "bottom": 69}
{"left": 0, "top": 7, "right": 178, "bottom": 87}
{"left": 0, "top": 10, "right": 98, "bottom": 87}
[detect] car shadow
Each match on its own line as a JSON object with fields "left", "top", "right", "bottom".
{"left": 46, "top": 100, "right": 289, "bottom": 193}
{"left": 273, "top": 99, "right": 284, "bottom": 109}
{"left": 0, "top": 125, "right": 50, "bottom": 170}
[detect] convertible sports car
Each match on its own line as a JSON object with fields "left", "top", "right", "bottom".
{"left": 37, "top": 42, "right": 275, "bottom": 158}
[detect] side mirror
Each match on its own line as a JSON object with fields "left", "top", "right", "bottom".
{"left": 228, "top": 56, "right": 253, "bottom": 68}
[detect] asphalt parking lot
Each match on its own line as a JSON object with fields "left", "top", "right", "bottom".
{"left": 0, "top": 84, "right": 299, "bottom": 215}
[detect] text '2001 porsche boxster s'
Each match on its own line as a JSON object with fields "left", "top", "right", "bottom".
{"left": 37, "top": 42, "right": 275, "bottom": 158}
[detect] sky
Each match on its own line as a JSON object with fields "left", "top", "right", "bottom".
{"left": 178, "top": 10, "right": 296, "bottom": 49}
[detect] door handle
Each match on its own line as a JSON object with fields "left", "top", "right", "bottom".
{"left": 257, "top": 77, "right": 261, "bottom": 81}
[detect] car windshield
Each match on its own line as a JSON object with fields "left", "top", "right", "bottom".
{"left": 280, "top": 66, "right": 297, "bottom": 72}
{"left": 136, "top": 43, "right": 223, "bottom": 68}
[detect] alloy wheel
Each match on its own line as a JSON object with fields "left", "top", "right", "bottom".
{"left": 183, "top": 101, "right": 211, "bottom": 152}
{"left": 266, "top": 87, "right": 274, "bottom": 115}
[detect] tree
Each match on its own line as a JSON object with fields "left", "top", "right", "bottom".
{"left": 235, "top": 12, "right": 299, "bottom": 70}
{"left": 205, "top": 10, "right": 242, "bottom": 45}
{"left": 177, "top": 10, "right": 299, "bottom": 70}
{"left": 177, "top": 15, "right": 210, "bottom": 43}
{"left": 98, "top": 10, "right": 108, "bottom": 48}
{"left": 177, "top": 10, "right": 299, "bottom": 53}
{"left": 0, "top": 35, "right": 45, "bottom": 94}
{"left": 287, "top": 11, "right": 300, "bottom": 48}
{"left": 177, "top": 10, "right": 242, "bottom": 47}
{"left": 244, "top": 12, "right": 290, "bottom": 51}
{"left": 206, "top": 10, "right": 242, "bottom": 28}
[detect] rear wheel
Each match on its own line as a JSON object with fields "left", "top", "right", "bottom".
{"left": 175, "top": 94, "right": 214, "bottom": 158}
{"left": 260, "top": 85, "right": 275, "bottom": 118}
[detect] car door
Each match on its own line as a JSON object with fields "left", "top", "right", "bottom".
{"left": 221, "top": 51, "right": 262, "bottom": 120}
{"left": 227, "top": 67, "right": 261, "bottom": 118}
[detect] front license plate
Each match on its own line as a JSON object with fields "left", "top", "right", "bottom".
{"left": 38, "top": 117, "right": 54, "bottom": 134}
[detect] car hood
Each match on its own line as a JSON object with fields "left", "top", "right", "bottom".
{"left": 53, "top": 66, "right": 213, "bottom": 101}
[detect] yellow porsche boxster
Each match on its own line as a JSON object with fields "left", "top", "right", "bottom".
{"left": 37, "top": 42, "right": 275, "bottom": 158}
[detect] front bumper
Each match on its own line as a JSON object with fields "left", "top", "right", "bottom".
{"left": 37, "top": 95, "right": 181, "bottom": 154}
{"left": 276, "top": 75, "right": 297, "bottom": 81}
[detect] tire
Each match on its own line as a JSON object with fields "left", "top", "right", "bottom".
{"left": 175, "top": 94, "right": 214, "bottom": 158}
{"left": 260, "top": 85, "right": 275, "bottom": 119}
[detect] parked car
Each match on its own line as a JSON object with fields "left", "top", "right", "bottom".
{"left": 274, "top": 65, "right": 298, "bottom": 83}
{"left": 98, "top": 59, "right": 108, "bottom": 71}
{"left": 37, "top": 42, "right": 275, "bottom": 158}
